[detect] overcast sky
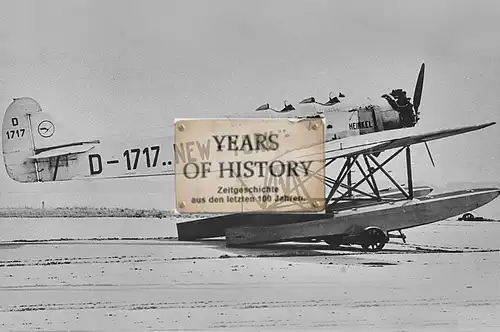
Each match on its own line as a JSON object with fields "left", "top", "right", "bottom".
{"left": 1, "top": 0, "right": 500, "bottom": 214}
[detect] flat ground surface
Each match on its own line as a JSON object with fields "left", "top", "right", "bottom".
{"left": 0, "top": 217, "right": 499, "bottom": 331}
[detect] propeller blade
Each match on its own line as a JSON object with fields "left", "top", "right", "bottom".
{"left": 413, "top": 63, "right": 425, "bottom": 112}
{"left": 424, "top": 142, "right": 435, "bottom": 167}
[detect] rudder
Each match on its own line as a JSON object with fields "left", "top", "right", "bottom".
{"left": 2, "top": 97, "right": 42, "bottom": 182}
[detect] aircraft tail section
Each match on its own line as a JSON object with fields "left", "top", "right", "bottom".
{"left": 29, "top": 103, "right": 75, "bottom": 152}
{"left": 2, "top": 97, "right": 42, "bottom": 182}
{"left": 2, "top": 97, "right": 98, "bottom": 182}
{"left": 2, "top": 97, "right": 175, "bottom": 183}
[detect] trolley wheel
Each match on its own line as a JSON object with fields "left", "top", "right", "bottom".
{"left": 361, "top": 227, "right": 388, "bottom": 252}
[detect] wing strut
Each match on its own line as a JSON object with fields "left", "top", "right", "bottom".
{"left": 52, "top": 156, "right": 60, "bottom": 181}
{"left": 363, "top": 155, "right": 380, "bottom": 197}
{"left": 329, "top": 146, "right": 407, "bottom": 206}
{"left": 406, "top": 146, "right": 413, "bottom": 199}
{"left": 289, "top": 144, "right": 420, "bottom": 213}
{"left": 367, "top": 154, "right": 410, "bottom": 200}
{"left": 325, "top": 156, "right": 356, "bottom": 203}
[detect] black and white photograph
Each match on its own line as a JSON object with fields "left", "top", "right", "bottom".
{"left": 1, "top": 0, "right": 500, "bottom": 330}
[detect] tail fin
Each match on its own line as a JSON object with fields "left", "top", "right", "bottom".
{"left": 2, "top": 97, "right": 174, "bottom": 183}
{"left": 2, "top": 97, "right": 42, "bottom": 182}
{"left": 2, "top": 97, "right": 96, "bottom": 182}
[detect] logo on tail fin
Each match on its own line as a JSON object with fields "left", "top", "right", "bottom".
{"left": 37, "top": 120, "right": 55, "bottom": 138}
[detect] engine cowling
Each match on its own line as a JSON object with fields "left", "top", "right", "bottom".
{"left": 377, "top": 109, "right": 402, "bottom": 130}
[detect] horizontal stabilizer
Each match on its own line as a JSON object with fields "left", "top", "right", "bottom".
{"left": 28, "top": 144, "right": 96, "bottom": 160}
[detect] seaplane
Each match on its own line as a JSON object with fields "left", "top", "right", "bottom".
{"left": 2, "top": 63, "right": 499, "bottom": 251}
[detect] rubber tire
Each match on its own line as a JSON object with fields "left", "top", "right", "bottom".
{"left": 361, "top": 227, "right": 388, "bottom": 252}
{"left": 462, "top": 213, "right": 474, "bottom": 221}
{"left": 361, "top": 241, "right": 386, "bottom": 252}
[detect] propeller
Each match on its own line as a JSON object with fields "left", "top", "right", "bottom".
{"left": 411, "top": 63, "right": 434, "bottom": 167}
{"left": 413, "top": 63, "right": 425, "bottom": 120}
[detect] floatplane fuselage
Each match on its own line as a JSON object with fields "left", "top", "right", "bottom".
{"left": 2, "top": 63, "right": 499, "bottom": 251}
